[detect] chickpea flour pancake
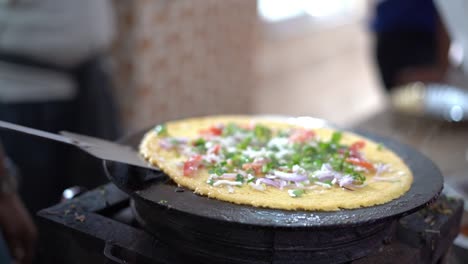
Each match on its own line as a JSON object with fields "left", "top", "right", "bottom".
{"left": 140, "top": 116, "right": 413, "bottom": 211}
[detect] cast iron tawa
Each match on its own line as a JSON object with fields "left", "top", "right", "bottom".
{"left": 104, "top": 128, "right": 443, "bottom": 229}
{"left": 103, "top": 125, "right": 443, "bottom": 263}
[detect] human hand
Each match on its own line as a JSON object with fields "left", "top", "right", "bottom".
{"left": 0, "top": 193, "right": 37, "bottom": 264}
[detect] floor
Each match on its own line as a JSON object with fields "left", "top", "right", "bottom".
{"left": 253, "top": 15, "right": 386, "bottom": 127}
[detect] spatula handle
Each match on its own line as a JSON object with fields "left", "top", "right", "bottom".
{"left": 0, "top": 120, "right": 76, "bottom": 145}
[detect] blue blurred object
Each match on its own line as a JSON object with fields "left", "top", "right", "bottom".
{"left": 0, "top": 232, "right": 12, "bottom": 264}
{"left": 372, "top": 0, "right": 437, "bottom": 33}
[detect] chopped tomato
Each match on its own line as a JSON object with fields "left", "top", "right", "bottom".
{"left": 200, "top": 126, "right": 223, "bottom": 136}
{"left": 346, "top": 157, "right": 375, "bottom": 171}
{"left": 212, "top": 144, "right": 221, "bottom": 154}
{"left": 242, "top": 162, "right": 263, "bottom": 175}
{"left": 348, "top": 140, "right": 365, "bottom": 158}
{"left": 289, "top": 129, "right": 315, "bottom": 143}
{"left": 350, "top": 141, "right": 365, "bottom": 151}
{"left": 207, "top": 144, "right": 221, "bottom": 155}
{"left": 183, "top": 155, "right": 203, "bottom": 176}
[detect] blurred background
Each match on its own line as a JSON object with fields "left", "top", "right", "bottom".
{"left": 1, "top": 0, "right": 468, "bottom": 262}
{"left": 108, "top": 0, "right": 468, "bottom": 189}
{"left": 112, "top": 0, "right": 382, "bottom": 131}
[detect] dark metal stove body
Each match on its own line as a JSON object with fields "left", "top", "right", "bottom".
{"left": 37, "top": 183, "right": 462, "bottom": 264}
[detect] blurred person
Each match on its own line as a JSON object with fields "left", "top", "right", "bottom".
{"left": 0, "top": 0, "right": 121, "bottom": 213}
{"left": 435, "top": 0, "right": 468, "bottom": 74}
{"left": 0, "top": 142, "right": 37, "bottom": 264}
{"left": 370, "top": 0, "right": 450, "bottom": 91}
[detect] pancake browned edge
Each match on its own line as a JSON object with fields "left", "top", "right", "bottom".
{"left": 140, "top": 115, "right": 413, "bottom": 211}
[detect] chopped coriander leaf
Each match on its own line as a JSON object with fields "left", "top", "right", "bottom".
{"left": 252, "top": 145, "right": 261, "bottom": 151}
{"left": 193, "top": 138, "right": 206, "bottom": 146}
{"left": 154, "top": 124, "right": 168, "bottom": 136}
{"left": 292, "top": 189, "right": 305, "bottom": 197}
{"left": 223, "top": 151, "right": 236, "bottom": 160}
{"left": 352, "top": 172, "right": 366, "bottom": 184}
{"left": 229, "top": 154, "right": 251, "bottom": 167}
{"left": 223, "top": 123, "right": 240, "bottom": 136}
{"left": 236, "top": 174, "right": 244, "bottom": 182}
{"left": 208, "top": 165, "right": 226, "bottom": 176}
{"left": 247, "top": 177, "right": 256, "bottom": 183}
{"left": 207, "top": 179, "right": 215, "bottom": 185}
{"left": 192, "top": 138, "right": 207, "bottom": 153}
{"left": 268, "top": 155, "right": 280, "bottom": 166}
{"left": 377, "top": 143, "right": 384, "bottom": 151}
{"left": 277, "top": 130, "right": 289, "bottom": 137}
{"left": 287, "top": 153, "right": 302, "bottom": 168}
{"left": 312, "top": 160, "right": 323, "bottom": 169}
{"left": 261, "top": 163, "right": 273, "bottom": 173}
{"left": 324, "top": 180, "right": 333, "bottom": 185}
{"left": 237, "top": 136, "right": 252, "bottom": 150}
{"left": 331, "top": 131, "right": 342, "bottom": 144}
{"left": 194, "top": 145, "right": 207, "bottom": 154}
{"left": 254, "top": 124, "right": 272, "bottom": 143}
{"left": 302, "top": 145, "right": 316, "bottom": 156}
{"left": 318, "top": 141, "right": 329, "bottom": 152}
{"left": 269, "top": 145, "right": 279, "bottom": 152}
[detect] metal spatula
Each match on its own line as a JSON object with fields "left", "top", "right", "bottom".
{"left": 0, "top": 120, "right": 157, "bottom": 170}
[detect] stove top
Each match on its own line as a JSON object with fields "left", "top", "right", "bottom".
{"left": 36, "top": 183, "right": 463, "bottom": 264}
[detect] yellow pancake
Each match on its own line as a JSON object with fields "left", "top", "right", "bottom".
{"left": 139, "top": 116, "right": 413, "bottom": 211}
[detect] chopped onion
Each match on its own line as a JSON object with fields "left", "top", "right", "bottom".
{"left": 171, "top": 137, "right": 189, "bottom": 144}
{"left": 322, "top": 163, "right": 333, "bottom": 171}
{"left": 273, "top": 170, "right": 308, "bottom": 182}
{"left": 373, "top": 176, "right": 401, "bottom": 182}
{"left": 249, "top": 182, "right": 266, "bottom": 191}
{"left": 203, "top": 153, "right": 222, "bottom": 163}
{"left": 292, "top": 165, "right": 306, "bottom": 174}
{"left": 313, "top": 182, "right": 332, "bottom": 188}
{"left": 375, "top": 163, "right": 391, "bottom": 177}
{"left": 314, "top": 171, "right": 335, "bottom": 181}
{"left": 286, "top": 185, "right": 318, "bottom": 190}
{"left": 213, "top": 180, "right": 242, "bottom": 187}
{"left": 279, "top": 180, "right": 288, "bottom": 190}
{"left": 350, "top": 182, "right": 367, "bottom": 188}
{"left": 295, "top": 182, "right": 304, "bottom": 187}
{"left": 159, "top": 139, "right": 173, "bottom": 149}
{"left": 219, "top": 173, "right": 237, "bottom": 179}
{"left": 338, "top": 175, "right": 354, "bottom": 187}
{"left": 313, "top": 163, "right": 343, "bottom": 181}
{"left": 256, "top": 178, "right": 280, "bottom": 188}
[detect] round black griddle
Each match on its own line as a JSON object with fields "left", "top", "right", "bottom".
{"left": 103, "top": 126, "right": 443, "bottom": 263}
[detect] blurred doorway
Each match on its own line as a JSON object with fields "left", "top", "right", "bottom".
{"left": 254, "top": 0, "right": 385, "bottom": 126}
